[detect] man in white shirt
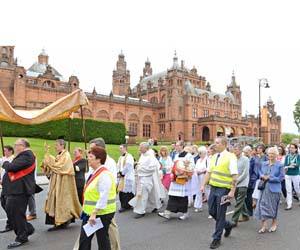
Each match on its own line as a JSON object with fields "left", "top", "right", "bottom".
{"left": 201, "top": 137, "right": 238, "bottom": 249}
{"left": 116, "top": 144, "right": 135, "bottom": 212}
{"left": 89, "top": 138, "right": 120, "bottom": 250}
{"left": 130, "top": 142, "right": 163, "bottom": 218}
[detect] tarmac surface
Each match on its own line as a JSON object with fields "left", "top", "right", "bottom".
{"left": 0, "top": 178, "right": 300, "bottom": 250}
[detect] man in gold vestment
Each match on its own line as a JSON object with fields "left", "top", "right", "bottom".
{"left": 41, "top": 139, "right": 81, "bottom": 231}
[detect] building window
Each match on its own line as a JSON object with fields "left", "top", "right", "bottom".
{"left": 192, "top": 124, "right": 197, "bottom": 137}
{"left": 43, "top": 80, "right": 55, "bottom": 88}
{"left": 192, "top": 108, "right": 197, "bottom": 118}
{"left": 234, "top": 112, "right": 238, "bottom": 119}
{"left": 159, "top": 113, "right": 166, "bottom": 119}
{"left": 224, "top": 112, "right": 230, "bottom": 118}
{"left": 159, "top": 124, "right": 165, "bottom": 133}
{"left": 27, "top": 79, "right": 37, "bottom": 85}
{"left": 203, "top": 109, "right": 209, "bottom": 117}
{"left": 143, "top": 124, "right": 151, "bottom": 137}
{"left": 169, "top": 123, "right": 172, "bottom": 132}
{"left": 215, "top": 111, "right": 220, "bottom": 117}
{"left": 129, "top": 123, "right": 137, "bottom": 135}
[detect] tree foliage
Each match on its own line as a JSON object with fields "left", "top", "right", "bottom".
{"left": 281, "top": 133, "right": 300, "bottom": 145}
{"left": 293, "top": 99, "right": 300, "bottom": 132}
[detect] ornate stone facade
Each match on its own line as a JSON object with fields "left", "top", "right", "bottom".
{"left": 0, "top": 46, "right": 281, "bottom": 144}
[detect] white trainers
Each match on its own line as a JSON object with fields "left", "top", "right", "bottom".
{"left": 194, "top": 208, "right": 203, "bottom": 213}
{"left": 158, "top": 212, "right": 170, "bottom": 220}
{"left": 179, "top": 213, "right": 189, "bottom": 220}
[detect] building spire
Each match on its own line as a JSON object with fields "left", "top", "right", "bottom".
{"left": 172, "top": 50, "right": 179, "bottom": 69}
{"left": 230, "top": 70, "right": 237, "bottom": 87}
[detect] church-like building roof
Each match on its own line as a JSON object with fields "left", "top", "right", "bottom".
{"left": 26, "top": 49, "right": 65, "bottom": 81}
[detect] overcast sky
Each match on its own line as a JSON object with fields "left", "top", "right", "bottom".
{"left": 2, "top": 0, "right": 299, "bottom": 134}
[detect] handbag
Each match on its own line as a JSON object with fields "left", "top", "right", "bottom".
{"left": 257, "top": 179, "right": 266, "bottom": 191}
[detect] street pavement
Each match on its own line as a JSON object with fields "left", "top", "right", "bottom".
{"left": 1, "top": 183, "right": 300, "bottom": 250}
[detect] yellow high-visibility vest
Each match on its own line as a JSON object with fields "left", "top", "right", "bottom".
{"left": 209, "top": 152, "right": 235, "bottom": 189}
{"left": 82, "top": 169, "right": 116, "bottom": 215}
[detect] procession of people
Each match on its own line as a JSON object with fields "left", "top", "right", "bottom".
{"left": 0, "top": 136, "right": 299, "bottom": 249}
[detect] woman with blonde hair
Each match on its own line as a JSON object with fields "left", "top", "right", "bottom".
{"left": 159, "top": 146, "right": 173, "bottom": 190}
{"left": 254, "top": 147, "right": 284, "bottom": 233}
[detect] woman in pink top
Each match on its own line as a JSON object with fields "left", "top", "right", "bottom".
{"left": 159, "top": 146, "right": 173, "bottom": 190}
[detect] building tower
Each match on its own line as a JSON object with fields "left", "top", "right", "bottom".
{"left": 112, "top": 51, "right": 131, "bottom": 96}
{"left": 0, "top": 46, "right": 16, "bottom": 67}
{"left": 226, "top": 71, "right": 241, "bottom": 103}
{"left": 142, "top": 57, "right": 152, "bottom": 77}
{"left": 266, "top": 96, "right": 276, "bottom": 117}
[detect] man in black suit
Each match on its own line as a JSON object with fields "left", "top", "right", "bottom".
{"left": 2, "top": 138, "right": 36, "bottom": 249}
{"left": 73, "top": 147, "right": 87, "bottom": 205}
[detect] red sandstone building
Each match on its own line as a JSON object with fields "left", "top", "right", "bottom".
{"left": 0, "top": 46, "right": 281, "bottom": 144}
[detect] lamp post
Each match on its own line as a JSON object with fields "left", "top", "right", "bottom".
{"left": 125, "top": 135, "right": 129, "bottom": 146}
{"left": 258, "top": 78, "right": 270, "bottom": 140}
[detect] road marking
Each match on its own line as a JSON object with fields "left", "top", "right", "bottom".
{"left": 0, "top": 218, "right": 7, "bottom": 221}
{"left": 208, "top": 210, "right": 234, "bottom": 219}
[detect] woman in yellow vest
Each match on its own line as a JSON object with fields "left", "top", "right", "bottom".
{"left": 79, "top": 146, "right": 116, "bottom": 250}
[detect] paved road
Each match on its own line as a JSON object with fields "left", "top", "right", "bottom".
{"left": 0, "top": 187, "right": 300, "bottom": 250}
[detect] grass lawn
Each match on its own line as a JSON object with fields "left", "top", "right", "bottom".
{"left": 1, "top": 137, "right": 169, "bottom": 173}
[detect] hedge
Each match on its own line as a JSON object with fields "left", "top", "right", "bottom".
{"left": 0, "top": 118, "right": 126, "bottom": 145}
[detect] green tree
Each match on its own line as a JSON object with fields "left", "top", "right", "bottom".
{"left": 293, "top": 99, "right": 300, "bottom": 132}
{"left": 281, "top": 133, "right": 300, "bottom": 145}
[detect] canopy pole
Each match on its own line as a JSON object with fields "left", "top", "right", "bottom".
{"left": 80, "top": 106, "right": 88, "bottom": 171}
{"left": 0, "top": 124, "right": 4, "bottom": 155}
{"left": 68, "top": 118, "right": 71, "bottom": 152}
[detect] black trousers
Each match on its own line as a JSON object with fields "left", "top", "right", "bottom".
{"left": 281, "top": 179, "right": 287, "bottom": 198}
{"left": 119, "top": 192, "right": 134, "bottom": 209}
{"left": 245, "top": 188, "right": 254, "bottom": 216}
{"left": 79, "top": 212, "right": 114, "bottom": 250}
{"left": 0, "top": 192, "right": 12, "bottom": 229}
{"left": 77, "top": 187, "right": 84, "bottom": 206}
{"left": 6, "top": 194, "right": 34, "bottom": 243}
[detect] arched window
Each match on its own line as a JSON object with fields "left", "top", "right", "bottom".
{"left": 113, "top": 112, "right": 125, "bottom": 122}
{"left": 150, "top": 96, "right": 158, "bottom": 104}
{"left": 128, "top": 113, "right": 139, "bottom": 135}
{"left": 42, "top": 80, "right": 55, "bottom": 88}
{"left": 97, "top": 110, "right": 109, "bottom": 121}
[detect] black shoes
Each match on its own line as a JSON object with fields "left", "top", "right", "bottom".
{"left": 134, "top": 213, "right": 145, "bottom": 219}
{"left": 151, "top": 208, "right": 158, "bottom": 213}
{"left": 210, "top": 239, "right": 221, "bottom": 249}
{"left": 0, "top": 226, "right": 13, "bottom": 233}
{"left": 27, "top": 227, "right": 35, "bottom": 236}
{"left": 7, "top": 240, "right": 28, "bottom": 249}
{"left": 224, "top": 224, "right": 233, "bottom": 238}
{"left": 119, "top": 207, "right": 128, "bottom": 213}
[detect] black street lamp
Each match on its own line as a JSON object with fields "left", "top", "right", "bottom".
{"left": 258, "top": 78, "right": 270, "bottom": 140}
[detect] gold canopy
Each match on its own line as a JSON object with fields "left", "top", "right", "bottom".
{"left": 0, "top": 89, "right": 89, "bottom": 124}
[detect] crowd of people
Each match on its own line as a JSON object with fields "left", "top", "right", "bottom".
{"left": 0, "top": 136, "right": 299, "bottom": 249}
